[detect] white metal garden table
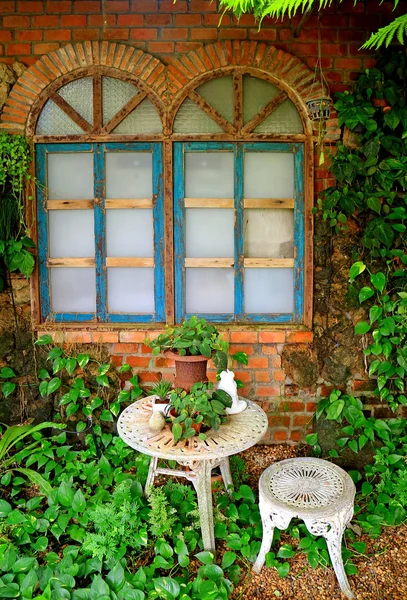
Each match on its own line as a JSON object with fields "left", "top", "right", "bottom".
{"left": 117, "top": 396, "right": 268, "bottom": 553}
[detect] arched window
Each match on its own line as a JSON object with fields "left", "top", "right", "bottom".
{"left": 35, "top": 72, "right": 165, "bottom": 323}
{"left": 33, "top": 64, "right": 310, "bottom": 325}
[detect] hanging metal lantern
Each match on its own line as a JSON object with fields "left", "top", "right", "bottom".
{"left": 306, "top": 98, "right": 332, "bottom": 121}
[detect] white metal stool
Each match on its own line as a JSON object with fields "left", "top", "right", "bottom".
{"left": 253, "top": 457, "right": 356, "bottom": 599}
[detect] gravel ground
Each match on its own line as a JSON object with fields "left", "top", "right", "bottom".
{"left": 232, "top": 445, "right": 407, "bottom": 600}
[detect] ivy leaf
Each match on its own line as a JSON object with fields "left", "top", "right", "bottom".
{"left": 370, "top": 272, "right": 386, "bottom": 293}
{"left": 2, "top": 382, "right": 16, "bottom": 398}
{"left": 77, "top": 354, "right": 90, "bottom": 368}
{"left": 359, "top": 287, "right": 374, "bottom": 303}
{"left": 349, "top": 261, "right": 366, "bottom": 281}
{"left": 47, "top": 377, "right": 61, "bottom": 395}
{"left": 354, "top": 321, "right": 370, "bottom": 335}
{"left": 369, "top": 305, "right": 382, "bottom": 324}
{"left": 0, "top": 367, "right": 16, "bottom": 378}
{"left": 221, "top": 551, "right": 236, "bottom": 569}
{"left": 367, "top": 197, "right": 381, "bottom": 214}
{"left": 35, "top": 334, "right": 52, "bottom": 345}
{"left": 277, "top": 544, "right": 295, "bottom": 559}
{"left": 65, "top": 358, "right": 77, "bottom": 376}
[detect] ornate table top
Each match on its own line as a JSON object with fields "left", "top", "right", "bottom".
{"left": 117, "top": 396, "right": 268, "bottom": 462}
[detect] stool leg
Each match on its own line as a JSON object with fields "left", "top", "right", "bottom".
{"left": 324, "top": 525, "right": 355, "bottom": 600}
{"left": 219, "top": 458, "right": 233, "bottom": 496}
{"left": 252, "top": 503, "right": 275, "bottom": 574}
{"left": 144, "top": 456, "right": 158, "bottom": 495}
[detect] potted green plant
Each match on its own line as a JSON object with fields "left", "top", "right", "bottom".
{"left": 167, "top": 382, "right": 232, "bottom": 442}
{"left": 145, "top": 316, "right": 247, "bottom": 390}
{"left": 150, "top": 379, "right": 172, "bottom": 414}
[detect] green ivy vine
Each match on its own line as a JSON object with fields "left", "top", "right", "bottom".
{"left": 0, "top": 132, "right": 35, "bottom": 289}
{"left": 318, "top": 51, "right": 407, "bottom": 409}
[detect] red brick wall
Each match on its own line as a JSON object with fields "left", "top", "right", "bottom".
{"left": 0, "top": 0, "right": 396, "bottom": 441}
{"left": 0, "top": 0, "right": 395, "bottom": 95}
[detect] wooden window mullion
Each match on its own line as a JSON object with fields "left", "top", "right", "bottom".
{"left": 94, "top": 142, "right": 107, "bottom": 322}
{"left": 234, "top": 143, "right": 244, "bottom": 320}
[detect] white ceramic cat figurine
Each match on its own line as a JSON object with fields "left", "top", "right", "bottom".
{"left": 217, "top": 370, "right": 247, "bottom": 415}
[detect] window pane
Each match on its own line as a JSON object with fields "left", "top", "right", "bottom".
{"left": 254, "top": 99, "right": 303, "bottom": 134}
{"left": 36, "top": 99, "right": 85, "bottom": 135}
{"left": 186, "top": 208, "right": 234, "bottom": 258}
{"left": 186, "top": 268, "right": 234, "bottom": 313}
{"left": 106, "top": 152, "right": 152, "bottom": 199}
{"left": 244, "top": 152, "right": 294, "bottom": 198}
{"left": 174, "top": 98, "right": 223, "bottom": 134}
{"left": 185, "top": 152, "right": 234, "bottom": 198}
{"left": 244, "top": 268, "right": 294, "bottom": 313}
{"left": 196, "top": 76, "right": 234, "bottom": 123}
{"left": 244, "top": 209, "right": 294, "bottom": 258}
{"left": 58, "top": 77, "right": 93, "bottom": 126}
{"left": 106, "top": 209, "right": 153, "bottom": 257}
{"left": 103, "top": 76, "right": 139, "bottom": 125}
{"left": 48, "top": 153, "right": 94, "bottom": 200}
{"left": 113, "top": 98, "right": 162, "bottom": 134}
{"left": 243, "top": 76, "right": 281, "bottom": 125}
{"left": 49, "top": 210, "right": 94, "bottom": 258}
{"left": 108, "top": 268, "right": 154, "bottom": 313}
{"left": 50, "top": 268, "right": 96, "bottom": 313}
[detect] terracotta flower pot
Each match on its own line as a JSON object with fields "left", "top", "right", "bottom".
{"left": 165, "top": 351, "right": 209, "bottom": 391}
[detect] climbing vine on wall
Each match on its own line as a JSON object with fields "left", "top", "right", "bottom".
{"left": 0, "top": 133, "right": 35, "bottom": 290}
{"left": 318, "top": 51, "right": 407, "bottom": 409}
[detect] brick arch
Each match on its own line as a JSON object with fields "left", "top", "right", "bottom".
{"left": 1, "top": 39, "right": 334, "bottom": 138}
{"left": 0, "top": 41, "right": 167, "bottom": 134}
{"left": 167, "top": 41, "right": 331, "bottom": 136}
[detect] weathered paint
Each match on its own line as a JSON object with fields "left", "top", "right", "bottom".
{"left": 174, "top": 141, "right": 305, "bottom": 323}
{"left": 174, "top": 142, "right": 185, "bottom": 323}
{"left": 37, "top": 142, "right": 165, "bottom": 323}
{"left": 94, "top": 142, "right": 106, "bottom": 322}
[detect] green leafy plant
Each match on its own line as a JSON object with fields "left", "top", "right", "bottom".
{"left": 216, "top": 0, "right": 405, "bottom": 50}
{"left": 167, "top": 382, "right": 233, "bottom": 442}
{"left": 0, "top": 133, "right": 35, "bottom": 288}
{"left": 150, "top": 379, "right": 173, "bottom": 400}
{"left": 145, "top": 316, "right": 248, "bottom": 372}
{"left": 0, "top": 421, "right": 65, "bottom": 496}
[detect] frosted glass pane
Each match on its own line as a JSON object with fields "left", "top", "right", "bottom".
{"left": 113, "top": 98, "right": 162, "bottom": 134}
{"left": 186, "top": 268, "right": 234, "bottom": 313}
{"left": 58, "top": 77, "right": 93, "bottom": 126}
{"left": 103, "top": 76, "right": 139, "bottom": 125}
{"left": 185, "top": 153, "right": 234, "bottom": 198}
{"left": 255, "top": 99, "right": 303, "bottom": 134}
{"left": 50, "top": 268, "right": 96, "bottom": 313}
{"left": 244, "top": 268, "right": 294, "bottom": 313}
{"left": 174, "top": 98, "right": 223, "bottom": 134}
{"left": 105, "top": 152, "right": 152, "bottom": 199}
{"left": 36, "top": 99, "right": 84, "bottom": 135}
{"left": 244, "top": 209, "right": 294, "bottom": 258}
{"left": 107, "top": 268, "right": 154, "bottom": 313}
{"left": 243, "top": 76, "right": 281, "bottom": 125}
{"left": 186, "top": 209, "right": 234, "bottom": 258}
{"left": 48, "top": 153, "right": 94, "bottom": 200}
{"left": 244, "top": 152, "right": 294, "bottom": 198}
{"left": 106, "top": 209, "right": 153, "bottom": 257}
{"left": 196, "top": 76, "right": 234, "bottom": 123}
{"left": 49, "top": 210, "right": 95, "bottom": 258}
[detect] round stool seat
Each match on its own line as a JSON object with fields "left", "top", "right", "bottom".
{"left": 262, "top": 457, "right": 354, "bottom": 513}
{"left": 253, "top": 457, "right": 356, "bottom": 599}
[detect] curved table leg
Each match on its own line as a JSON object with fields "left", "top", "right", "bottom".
{"left": 190, "top": 460, "right": 216, "bottom": 554}
{"left": 304, "top": 517, "right": 355, "bottom": 600}
{"left": 145, "top": 456, "right": 158, "bottom": 495}
{"left": 219, "top": 458, "right": 234, "bottom": 496}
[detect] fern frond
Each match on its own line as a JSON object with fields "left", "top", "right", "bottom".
{"left": 361, "top": 14, "right": 407, "bottom": 50}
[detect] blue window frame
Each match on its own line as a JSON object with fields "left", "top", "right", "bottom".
{"left": 174, "top": 141, "right": 304, "bottom": 324}
{"left": 36, "top": 142, "right": 165, "bottom": 323}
